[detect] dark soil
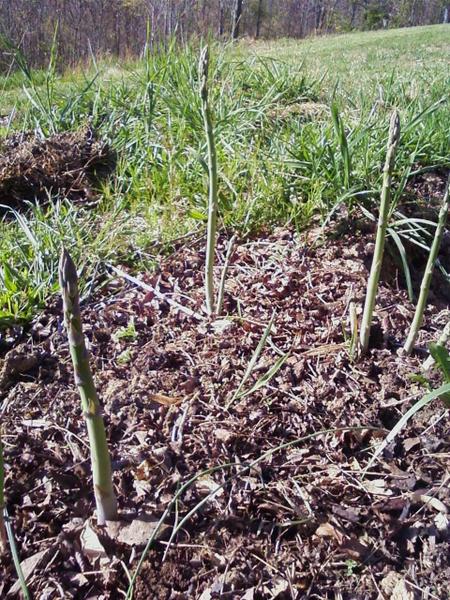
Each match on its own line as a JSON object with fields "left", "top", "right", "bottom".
{"left": 0, "top": 127, "right": 114, "bottom": 209}
{"left": 0, "top": 229, "right": 449, "bottom": 599}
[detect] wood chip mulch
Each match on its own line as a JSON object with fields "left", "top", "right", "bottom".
{"left": 0, "top": 228, "right": 449, "bottom": 599}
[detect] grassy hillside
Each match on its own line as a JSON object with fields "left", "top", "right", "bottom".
{"left": 0, "top": 25, "right": 449, "bottom": 325}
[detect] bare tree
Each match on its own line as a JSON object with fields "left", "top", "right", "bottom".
{"left": 232, "top": 0, "right": 244, "bottom": 39}
{"left": 0, "top": 0, "right": 446, "bottom": 70}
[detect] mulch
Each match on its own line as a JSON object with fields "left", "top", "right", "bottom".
{"left": 0, "top": 227, "right": 449, "bottom": 599}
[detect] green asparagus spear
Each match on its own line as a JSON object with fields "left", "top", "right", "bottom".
{"left": 59, "top": 249, "right": 117, "bottom": 524}
{"left": 199, "top": 45, "right": 219, "bottom": 316}
{"left": 404, "top": 175, "right": 450, "bottom": 354}
{"left": 359, "top": 110, "right": 400, "bottom": 355}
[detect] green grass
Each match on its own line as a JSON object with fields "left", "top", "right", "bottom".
{"left": 1, "top": 25, "right": 449, "bottom": 326}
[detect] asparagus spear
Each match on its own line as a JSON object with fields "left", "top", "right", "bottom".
{"left": 359, "top": 110, "right": 400, "bottom": 355}
{"left": 59, "top": 249, "right": 117, "bottom": 524}
{"left": 404, "top": 175, "right": 450, "bottom": 354}
{"left": 199, "top": 45, "right": 219, "bottom": 316}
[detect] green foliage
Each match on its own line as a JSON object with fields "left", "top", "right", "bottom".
{"left": 429, "top": 343, "right": 450, "bottom": 407}
{"left": 0, "top": 26, "right": 449, "bottom": 325}
{"left": 113, "top": 317, "right": 138, "bottom": 342}
{"left": 363, "top": 5, "right": 388, "bottom": 30}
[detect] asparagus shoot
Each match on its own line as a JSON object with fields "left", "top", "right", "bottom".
{"left": 59, "top": 248, "right": 117, "bottom": 524}
{"left": 404, "top": 176, "right": 450, "bottom": 354}
{"left": 359, "top": 110, "right": 400, "bottom": 355}
{"left": 199, "top": 45, "right": 219, "bottom": 316}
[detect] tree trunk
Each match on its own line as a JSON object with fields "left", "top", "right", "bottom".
{"left": 218, "top": 0, "right": 225, "bottom": 36}
{"left": 255, "top": 0, "right": 263, "bottom": 38}
{"left": 232, "top": 0, "right": 243, "bottom": 39}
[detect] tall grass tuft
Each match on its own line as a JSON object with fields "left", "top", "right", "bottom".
{"left": 359, "top": 110, "right": 401, "bottom": 355}
{"left": 199, "top": 45, "right": 219, "bottom": 316}
{"left": 404, "top": 175, "right": 450, "bottom": 354}
{"left": 59, "top": 248, "right": 117, "bottom": 524}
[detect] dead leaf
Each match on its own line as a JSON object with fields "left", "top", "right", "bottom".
{"left": 106, "top": 516, "right": 168, "bottom": 547}
{"left": 365, "top": 478, "right": 392, "bottom": 496}
{"left": 7, "top": 547, "right": 55, "bottom": 596}
{"left": 149, "top": 393, "right": 182, "bottom": 406}
{"left": 403, "top": 437, "right": 421, "bottom": 452}
{"left": 338, "top": 538, "right": 370, "bottom": 561}
{"left": 214, "top": 428, "right": 234, "bottom": 443}
{"left": 80, "top": 521, "right": 109, "bottom": 567}
{"left": 315, "top": 522, "right": 344, "bottom": 543}
{"left": 381, "top": 572, "right": 417, "bottom": 599}
{"left": 195, "top": 475, "right": 224, "bottom": 498}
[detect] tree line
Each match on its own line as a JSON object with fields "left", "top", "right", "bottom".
{"left": 0, "top": 0, "right": 449, "bottom": 70}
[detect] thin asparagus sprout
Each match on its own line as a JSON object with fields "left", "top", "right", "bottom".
{"left": 216, "top": 234, "right": 236, "bottom": 315}
{"left": 199, "top": 45, "right": 219, "bottom": 316}
{"left": 423, "top": 319, "right": 450, "bottom": 370}
{"left": 0, "top": 433, "right": 6, "bottom": 553}
{"left": 359, "top": 110, "right": 400, "bottom": 355}
{"left": 404, "top": 176, "right": 450, "bottom": 354}
{"left": 59, "top": 248, "right": 117, "bottom": 524}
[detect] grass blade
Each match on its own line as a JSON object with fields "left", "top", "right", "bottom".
{"left": 366, "top": 382, "right": 450, "bottom": 472}
{"left": 227, "top": 311, "right": 276, "bottom": 407}
{"left": 5, "top": 510, "right": 31, "bottom": 600}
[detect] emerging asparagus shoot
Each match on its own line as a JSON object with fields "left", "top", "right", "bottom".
{"left": 359, "top": 110, "right": 400, "bottom": 355}
{"left": 59, "top": 248, "right": 117, "bottom": 524}
{"left": 199, "top": 45, "right": 219, "bottom": 316}
{"left": 404, "top": 176, "right": 450, "bottom": 354}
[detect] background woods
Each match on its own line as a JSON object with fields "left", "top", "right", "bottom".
{"left": 0, "top": 0, "right": 449, "bottom": 70}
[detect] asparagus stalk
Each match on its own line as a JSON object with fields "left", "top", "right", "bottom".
{"left": 359, "top": 110, "right": 400, "bottom": 355}
{"left": 423, "top": 319, "right": 450, "bottom": 370}
{"left": 0, "top": 433, "right": 6, "bottom": 553}
{"left": 199, "top": 45, "right": 219, "bottom": 316}
{"left": 59, "top": 249, "right": 117, "bottom": 524}
{"left": 404, "top": 176, "right": 450, "bottom": 354}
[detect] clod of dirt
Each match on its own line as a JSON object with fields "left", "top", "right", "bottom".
{"left": 0, "top": 345, "right": 39, "bottom": 391}
{"left": 0, "top": 126, "right": 115, "bottom": 208}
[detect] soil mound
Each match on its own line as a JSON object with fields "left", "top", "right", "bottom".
{"left": 0, "top": 127, "right": 114, "bottom": 208}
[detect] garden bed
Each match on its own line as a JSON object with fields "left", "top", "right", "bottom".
{"left": 0, "top": 228, "right": 449, "bottom": 599}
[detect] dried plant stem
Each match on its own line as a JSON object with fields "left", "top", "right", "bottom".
{"left": 404, "top": 176, "right": 450, "bottom": 354}
{"left": 423, "top": 319, "right": 450, "bottom": 370}
{"left": 59, "top": 249, "right": 117, "bottom": 524}
{"left": 0, "top": 435, "right": 6, "bottom": 553}
{"left": 359, "top": 110, "right": 400, "bottom": 355}
{"left": 199, "top": 46, "right": 219, "bottom": 316}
